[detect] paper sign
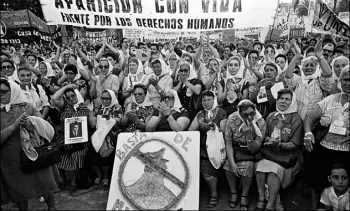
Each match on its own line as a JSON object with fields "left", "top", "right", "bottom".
{"left": 257, "top": 86, "right": 268, "bottom": 103}
{"left": 271, "top": 82, "right": 285, "bottom": 99}
{"left": 64, "top": 116, "right": 88, "bottom": 145}
{"left": 329, "top": 125, "right": 346, "bottom": 135}
{"left": 136, "top": 49, "right": 151, "bottom": 62}
{"left": 107, "top": 131, "right": 200, "bottom": 210}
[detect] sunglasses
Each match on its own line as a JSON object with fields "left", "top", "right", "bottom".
{"left": 1, "top": 66, "right": 13, "bottom": 70}
{"left": 0, "top": 89, "right": 10, "bottom": 95}
{"left": 161, "top": 96, "right": 174, "bottom": 101}
{"left": 65, "top": 94, "right": 76, "bottom": 101}
{"left": 179, "top": 69, "right": 189, "bottom": 73}
{"left": 99, "top": 65, "right": 109, "bottom": 69}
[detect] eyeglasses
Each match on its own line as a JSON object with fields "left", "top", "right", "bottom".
{"left": 169, "top": 58, "right": 177, "bottom": 61}
{"left": 0, "top": 89, "right": 10, "bottom": 95}
{"left": 65, "top": 94, "right": 76, "bottom": 101}
{"left": 179, "top": 69, "right": 189, "bottom": 73}
{"left": 1, "top": 66, "right": 13, "bottom": 70}
{"left": 101, "top": 97, "right": 111, "bottom": 101}
{"left": 99, "top": 65, "right": 109, "bottom": 69}
{"left": 161, "top": 96, "right": 174, "bottom": 101}
{"left": 133, "top": 92, "right": 144, "bottom": 96}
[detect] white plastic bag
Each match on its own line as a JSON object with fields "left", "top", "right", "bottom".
{"left": 206, "top": 125, "right": 226, "bottom": 169}
{"left": 91, "top": 117, "right": 116, "bottom": 153}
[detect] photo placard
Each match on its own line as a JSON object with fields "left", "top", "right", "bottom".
{"left": 64, "top": 116, "right": 88, "bottom": 145}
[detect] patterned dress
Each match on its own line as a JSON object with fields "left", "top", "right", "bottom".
{"left": 124, "top": 102, "right": 154, "bottom": 132}
{"left": 198, "top": 108, "right": 227, "bottom": 177}
{"left": 57, "top": 102, "right": 90, "bottom": 171}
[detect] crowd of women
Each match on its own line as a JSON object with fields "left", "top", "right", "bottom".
{"left": 0, "top": 34, "right": 349, "bottom": 211}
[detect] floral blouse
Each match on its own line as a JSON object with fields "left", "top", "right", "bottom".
{"left": 318, "top": 94, "right": 350, "bottom": 151}
{"left": 225, "top": 111, "right": 266, "bottom": 149}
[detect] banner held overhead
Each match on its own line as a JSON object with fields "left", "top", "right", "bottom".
{"left": 39, "top": 0, "right": 279, "bottom": 31}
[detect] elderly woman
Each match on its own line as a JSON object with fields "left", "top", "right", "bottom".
{"left": 284, "top": 38, "right": 333, "bottom": 120}
{"left": 330, "top": 56, "right": 349, "bottom": 94}
{"left": 51, "top": 84, "right": 96, "bottom": 195}
{"left": 303, "top": 66, "right": 350, "bottom": 209}
{"left": 37, "top": 61, "right": 60, "bottom": 95}
{"left": 148, "top": 59, "right": 173, "bottom": 107}
{"left": 146, "top": 89, "right": 190, "bottom": 132}
{"left": 16, "top": 67, "right": 51, "bottom": 120}
{"left": 87, "top": 89, "right": 123, "bottom": 191}
{"left": 250, "top": 62, "right": 282, "bottom": 119}
{"left": 91, "top": 58, "right": 120, "bottom": 100}
{"left": 255, "top": 89, "right": 303, "bottom": 211}
{"left": 0, "top": 79, "right": 56, "bottom": 210}
{"left": 122, "top": 58, "right": 149, "bottom": 104}
{"left": 188, "top": 90, "right": 227, "bottom": 208}
{"left": 224, "top": 100, "right": 266, "bottom": 210}
{"left": 121, "top": 84, "right": 154, "bottom": 132}
{"left": 173, "top": 60, "right": 203, "bottom": 120}
{"left": 167, "top": 52, "right": 179, "bottom": 74}
{"left": 1, "top": 59, "right": 16, "bottom": 80}
{"left": 218, "top": 56, "right": 249, "bottom": 116}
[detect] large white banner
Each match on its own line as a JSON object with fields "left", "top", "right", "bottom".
{"left": 107, "top": 131, "right": 200, "bottom": 210}
{"left": 40, "top": 0, "right": 279, "bottom": 31}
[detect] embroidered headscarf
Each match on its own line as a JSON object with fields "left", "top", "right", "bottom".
{"left": 203, "top": 91, "right": 218, "bottom": 119}
{"left": 300, "top": 56, "right": 321, "bottom": 85}
{"left": 64, "top": 89, "right": 84, "bottom": 111}
{"left": 0, "top": 79, "right": 28, "bottom": 112}
{"left": 101, "top": 89, "right": 119, "bottom": 108}
{"left": 168, "top": 89, "right": 183, "bottom": 113}
{"left": 39, "top": 62, "right": 56, "bottom": 78}
{"left": 237, "top": 99, "right": 263, "bottom": 137}
{"left": 275, "top": 90, "right": 298, "bottom": 120}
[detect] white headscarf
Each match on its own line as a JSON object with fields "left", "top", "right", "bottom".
{"left": 331, "top": 56, "right": 349, "bottom": 81}
{"left": 169, "top": 89, "right": 183, "bottom": 113}
{"left": 64, "top": 89, "right": 84, "bottom": 111}
{"left": 175, "top": 60, "right": 198, "bottom": 81}
{"left": 226, "top": 56, "right": 244, "bottom": 81}
{"left": 127, "top": 59, "right": 144, "bottom": 88}
{"left": 40, "top": 62, "right": 56, "bottom": 77}
{"left": 99, "top": 59, "right": 114, "bottom": 77}
{"left": 300, "top": 56, "right": 321, "bottom": 85}
{"left": 167, "top": 52, "right": 180, "bottom": 71}
{"left": 274, "top": 90, "right": 298, "bottom": 120}
{"left": 101, "top": 89, "right": 119, "bottom": 109}
{"left": 237, "top": 99, "right": 263, "bottom": 137}
{"left": 152, "top": 59, "right": 170, "bottom": 79}
{"left": 1, "top": 79, "right": 28, "bottom": 112}
{"left": 203, "top": 91, "right": 218, "bottom": 119}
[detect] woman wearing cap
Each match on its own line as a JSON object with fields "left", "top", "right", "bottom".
{"left": 255, "top": 89, "right": 303, "bottom": 211}
{"left": 303, "top": 65, "right": 350, "bottom": 208}
{"left": 217, "top": 56, "right": 249, "bottom": 116}
{"left": 146, "top": 89, "right": 190, "bottom": 132}
{"left": 224, "top": 100, "right": 266, "bottom": 210}
{"left": 284, "top": 38, "right": 333, "bottom": 120}
{"left": 87, "top": 89, "right": 123, "bottom": 191}
{"left": 51, "top": 83, "right": 96, "bottom": 195}
{"left": 250, "top": 62, "right": 282, "bottom": 119}
{"left": 173, "top": 60, "right": 203, "bottom": 120}
{"left": 188, "top": 90, "right": 227, "bottom": 208}
{"left": 121, "top": 84, "right": 154, "bottom": 132}
{"left": 1, "top": 79, "right": 57, "bottom": 210}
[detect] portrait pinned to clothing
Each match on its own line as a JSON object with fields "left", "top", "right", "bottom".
{"left": 64, "top": 116, "right": 88, "bottom": 145}
{"left": 136, "top": 49, "right": 151, "bottom": 61}
{"left": 106, "top": 131, "right": 200, "bottom": 210}
{"left": 257, "top": 86, "right": 268, "bottom": 103}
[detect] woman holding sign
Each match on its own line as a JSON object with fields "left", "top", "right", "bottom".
{"left": 250, "top": 62, "right": 283, "bottom": 119}
{"left": 303, "top": 66, "right": 350, "bottom": 208}
{"left": 51, "top": 84, "right": 96, "bottom": 195}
